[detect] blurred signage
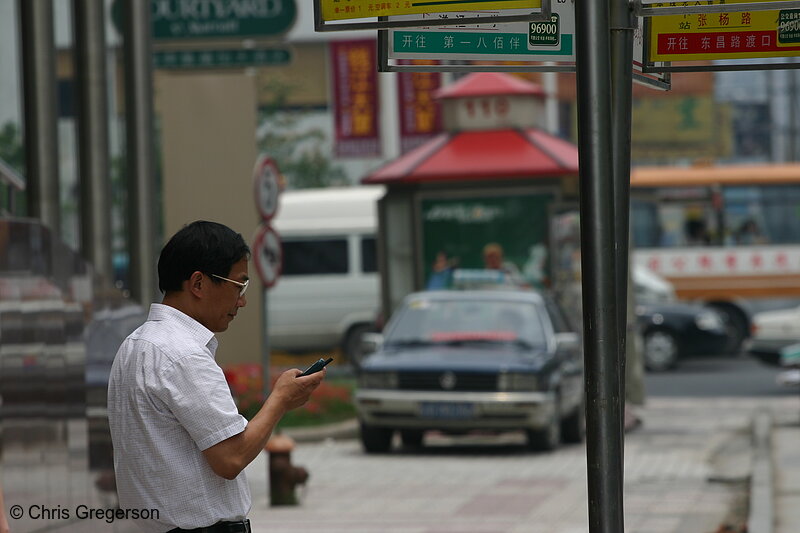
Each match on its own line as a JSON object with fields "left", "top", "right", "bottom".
{"left": 421, "top": 194, "right": 553, "bottom": 289}
{"left": 320, "top": 0, "right": 541, "bottom": 22}
{"left": 330, "top": 40, "right": 381, "bottom": 158}
{"left": 397, "top": 65, "right": 443, "bottom": 154}
{"left": 647, "top": 0, "right": 800, "bottom": 62}
{"left": 388, "top": 6, "right": 575, "bottom": 62}
{"left": 630, "top": 96, "right": 732, "bottom": 159}
{"left": 111, "top": 0, "right": 297, "bottom": 40}
{"left": 153, "top": 49, "right": 291, "bottom": 69}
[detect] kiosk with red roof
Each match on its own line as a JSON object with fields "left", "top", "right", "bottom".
{"left": 361, "top": 72, "right": 580, "bottom": 320}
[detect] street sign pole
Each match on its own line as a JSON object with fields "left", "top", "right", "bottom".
{"left": 252, "top": 154, "right": 284, "bottom": 443}
{"left": 575, "top": 0, "right": 625, "bottom": 532}
{"left": 610, "top": 0, "right": 635, "bottom": 467}
{"left": 262, "top": 286, "right": 271, "bottom": 413}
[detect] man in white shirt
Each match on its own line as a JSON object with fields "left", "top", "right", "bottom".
{"left": 108, "top": 221, "right": 325, "bottom": 533}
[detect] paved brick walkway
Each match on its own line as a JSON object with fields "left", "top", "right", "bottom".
{"left": 245, "top": 397, "right": 797, "bottom": 533}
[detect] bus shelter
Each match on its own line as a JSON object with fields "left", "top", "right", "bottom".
{"left": 361, "top": 72, "right": 580, "bottom": 320}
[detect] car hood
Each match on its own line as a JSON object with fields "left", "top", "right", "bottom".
{"left": 361, "top": 345, "right": 552, "bottom": 373}
{"left": 752, "top": 307, "right": 800, "bottom": 339}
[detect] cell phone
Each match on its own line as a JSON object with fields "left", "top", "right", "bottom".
{"left": 298, "top": 357, "right": 333, "bottom": 377}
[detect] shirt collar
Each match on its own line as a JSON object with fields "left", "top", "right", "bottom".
{"left": 147, "top": 303, "right": 219, "bottom": 355}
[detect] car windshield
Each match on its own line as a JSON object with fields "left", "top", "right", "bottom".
{"left": 385, "top": 298, "right": 547, "bottom": 350}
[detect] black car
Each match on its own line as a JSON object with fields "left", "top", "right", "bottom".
{"left": 354, "top": 289, "right": 585, "bottom": 453}
{"left": 636, "top": 303, "right": 728, "bottom": 371}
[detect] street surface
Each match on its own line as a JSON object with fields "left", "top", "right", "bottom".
{"left": 645, "top": 353, "right": 796, "bottom": 397}
{"left": 242, "top": 355, "right": 798, "bottom": 533}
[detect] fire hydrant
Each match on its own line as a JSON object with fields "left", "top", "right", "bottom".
{"left": 265, "top": 433, "right": 308, "bottom": 506}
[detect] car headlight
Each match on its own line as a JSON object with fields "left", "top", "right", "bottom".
{"left": 695, "top": 310, "right": 724, "bottom": 331}
{"left": 497, "top": 372, "right": 538, "bottom": 391}
{"left": 358, "top": 371, "right": 398, "bottom": 389}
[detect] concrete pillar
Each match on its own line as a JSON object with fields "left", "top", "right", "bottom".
{"left": 121, "top": 0, "right": 159, "bottom": 304}
{"left": 73, "top": 0, "right": 113, "bottom": 282}
{"left": 18, "top": 0, "right": 60, "bottom": 234}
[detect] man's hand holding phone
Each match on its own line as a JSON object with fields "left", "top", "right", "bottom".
{"left": 270, "top": 358, "right": 330, "bottom": 413}
{"left": 298, "top": 357, "right": 333, "bottom": 377}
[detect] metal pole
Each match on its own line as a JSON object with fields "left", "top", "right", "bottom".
{"left": 574, "top": 0, "right": 625, "bottom": 531}
{"left": 790, "top": 67, "right": 798, "bottom": 161}
{"left": 18, "top": 0, "right": 60, "bottom": 235}
{"left": 611, "top": 0, "right": 635, "bottom": 432}
{"left": 262, "top": 287, "right": 272, "bottom": 490}
{"left": 73, "top": 0, "right": 113, "bottom": 283}
{"left": 122, "top": 0, "right": 159, "bottom": 304}
{"left": 262, "top": 288, "right": 271, "bottom": 402}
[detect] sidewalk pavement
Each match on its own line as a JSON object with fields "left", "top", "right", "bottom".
{"left": 772, "top": 414, "right": 800, "bottom": 533}
{"left": 244, "top": 396, "right": 800, "bottom": 533}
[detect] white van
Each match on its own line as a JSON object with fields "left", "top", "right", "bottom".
{"left": 268, "top": 186, "right": 385, "bottom": 363}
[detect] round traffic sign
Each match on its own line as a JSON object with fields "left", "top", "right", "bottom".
{"left": 253, "top": 155, "right": 282, "bottom": 221}
{"left": 253, "top": 225, "right": 282, "bottom": 289}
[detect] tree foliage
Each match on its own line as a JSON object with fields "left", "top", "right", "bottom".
{"left": 257, "top": 79, "right": 347, "bottom": 189}
{"left": 0, "top": 121, "right": 25, "bottom": 175}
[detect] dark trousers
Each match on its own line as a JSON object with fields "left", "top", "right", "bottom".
{"left": 166, "top": 519, "right": 251, "bottom": 533}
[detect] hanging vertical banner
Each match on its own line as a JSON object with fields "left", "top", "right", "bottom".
{"left": 330, "top": 39, "right": 381, "bottom": 158}
{"left": 397, "top": 62, "right": 443, "bottom": 154}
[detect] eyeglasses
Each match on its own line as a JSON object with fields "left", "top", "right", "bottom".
{"left": 211, "top": 274, "right": 249, "bottom": 297}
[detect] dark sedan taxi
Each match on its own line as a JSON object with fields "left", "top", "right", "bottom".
{"left": 355, "top": 290, "right": 585, "bottom": 453}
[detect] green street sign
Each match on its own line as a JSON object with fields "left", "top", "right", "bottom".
{"left": 529, "top": 14, "right": 559, "bottom": 47}
{"left": 391, "top": 30, "right": 572, "bottom": 57}
{"left": 779, "top": 10, "right": 800, "bottom": 44}
{"left": 153, "top": 48, "right": 291, "bottom": 69}
{"left": 111, "top": 0, "right": 297, "bottom": 41}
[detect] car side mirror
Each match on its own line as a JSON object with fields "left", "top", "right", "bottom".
{"left": 554, "top": 332, "right": 580, "bottom": 353}
{"left": 361, "top": 332, "right": 384, "bottom": 357}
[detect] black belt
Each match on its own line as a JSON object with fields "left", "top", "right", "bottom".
{"left": 167, "top": 519, "right": 251, "bottom": 533}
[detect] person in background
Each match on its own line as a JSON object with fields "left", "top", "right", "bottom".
{"left": 482, "top": 242, "right": 524, "bottom": 282}
{"left": 108, "top": 221, "right": 325, "bottom": 533}
{"left": 426, "top": 251, "right": 458, "bottom": 290}
{"left": 736, "top": 219, "right": 767, "bottom": 245}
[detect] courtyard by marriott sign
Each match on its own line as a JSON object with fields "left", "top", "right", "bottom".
{"left": 113, "top": 0, "right": 297, "bottom": 40}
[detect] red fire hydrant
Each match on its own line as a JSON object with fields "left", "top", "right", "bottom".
{"left": 265, "top": 434, "right": 308, "bottom": 506}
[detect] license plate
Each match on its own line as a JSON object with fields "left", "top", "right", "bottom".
{"left": 420, "top": 402, "right": 475, "bottom": 420}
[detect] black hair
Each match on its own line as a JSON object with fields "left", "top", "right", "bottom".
{"left": 158, "top": 221, "right": 250, "bottom": 293}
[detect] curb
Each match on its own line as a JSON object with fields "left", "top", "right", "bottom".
{"left": 280, "top": 418, "right": 359, "bottom": 443}
{"left": 747, "top": 410, "right": 774, "bottom": 533}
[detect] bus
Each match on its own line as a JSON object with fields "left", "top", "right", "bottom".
{"left": 630, "top": 163, "right": 800, "bottom": 352}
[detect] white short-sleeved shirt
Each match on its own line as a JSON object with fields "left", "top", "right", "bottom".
{"left": 108, "top": 304, "right": 250, "bottom": 532}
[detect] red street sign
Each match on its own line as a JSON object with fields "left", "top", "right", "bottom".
{"left": 252, "top": 155, "right": 282, "bottom": 222}
{"left": 253, "top": 224, "right": 282, "bottom": 289}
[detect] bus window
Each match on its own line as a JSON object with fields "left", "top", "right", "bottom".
{"left": 633, "top": 188, "right": 720, "bottom": 248}
{"left": 631, "top": 199, "right": 661, "bottom": 248}
{"left": 724, "top": 185, "right": 800, "bottom": 245}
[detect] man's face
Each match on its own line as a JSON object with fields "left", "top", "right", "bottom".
{"left": 484, "top": 250, "right": 502, "bottom": 269}
{"left": 204, "top": 257, "right": 249, "bottom": 333}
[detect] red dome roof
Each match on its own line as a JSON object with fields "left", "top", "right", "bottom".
{"left": 434, "top": 72, "right": 546, "bottom": 100}
{"left": 362, "top": 128, "right": 578, "bottom": 184}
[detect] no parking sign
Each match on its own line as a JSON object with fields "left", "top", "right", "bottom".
{"left": 253, "top": 224, "right": 282, "bottom": 289}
